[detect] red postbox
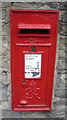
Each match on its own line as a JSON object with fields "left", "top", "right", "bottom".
{"left": 10, "top": 10, "right": 59, "bottom": 111}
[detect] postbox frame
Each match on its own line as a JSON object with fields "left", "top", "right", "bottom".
{"left": 10, "top": 9, "right": 59, "bottom": 111}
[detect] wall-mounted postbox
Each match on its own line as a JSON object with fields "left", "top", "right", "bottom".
{"left": 10, "top": 10, "right": 59, "bottom": 111}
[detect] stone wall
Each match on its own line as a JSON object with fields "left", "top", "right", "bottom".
{"left": 0, "top": 1, "right": 2, "bottom": 120}
{"left": 1, "top": 2, "right": 66, "bottom": 119}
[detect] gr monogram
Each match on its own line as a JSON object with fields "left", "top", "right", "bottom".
{"left": 25, "top": 87, "right": 40, "bottom": 100}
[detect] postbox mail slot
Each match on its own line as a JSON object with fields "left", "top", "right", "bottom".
{"left": 18, "top": 24, "right": 51, "bottom": 37}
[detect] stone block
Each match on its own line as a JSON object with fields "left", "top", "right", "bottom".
{"left": 61, "top": 11, "right": 67, "bottom": 23}
{"left": 7, "top": 84, "right": 11, "bottom": 96}
{"left": 60, "top": 74, "right": 66, "bottom": 81}
{"left": 39, "top": 4, "right": 52, "bottom": 9}
{"left": 2, "top": 59, "right": 8, "bottom": 70}
{"left": 0, "top": 68, "right": 2, "bottom": 75}
{"left": 53, "top": 97, "right": 65, "bottom": 106}
{"left": 13, "top": 2, "right": 35, "bottom": 8}
{"left": 54, "top": 105, "right": 65, "bottom": 118}
{"left": 2, "top": 101, "right": 11, "bottom": 110}
{"left": 0, "top": 25, "right": 2, "bottom": 32}
{"left": 65, "top": 80, "right": 67, "bottom": 87}
{"left": 59, "top": 2, "right": 66, "bottom": 10}
{"left": 2, "top": 110, "right": 22, "bottom": 118}
{"left": 58, "top": 59, "right": 65, "bottom": 69}
{"left": 55, "top": 89, "right": 66, "bottom": 98}
{"left": 0, "top": 110, "right": 2, "bottom": 120}
{"left": 22, "top": 111, "right": 52, "bottom": 118}
{"left": 0, "top": 75, "right": 2, "bottom": 83}
{"left": 56, "top": 79, "right": 65, "bottom": 89}
{"left": 2, "top": 23, "right": 10, "bottom": 36}
{"left": 2, "top": 2, "right": 12, "bottom": 8}
{"left": 2, "top": 86, "right": 8, "bottom": 101}
{"left": 11, "top": 2, "right": 43, "bottom": 9}
{"left": 65, "top": 74, "right": 67, "bottom": 79}
{"left": 7, "top": 51, "right": 10, "bottom": 60}
{"left": 59, "top": 49, "right": 65, "bottom": 56}
{"left": 60, "top": 2, "right": 67, "bottom": 9}
{"left": 59, "top": 39, "right": 66, "bottom": 47}
{"left": 59, "top": 11, "right": 65, "bottom": 21}
{"left": 47, "top": 2, "right": 60, "bottom": 9}
{"left": 2, "top": 69, "right": 8, "bottom": 77}
{"left": 2, "top": 9, "right": 7, "bottom": 19}
{"left": 60, "top": 23, "right": 67, "bottom": 36}
{"left": 2, "top": 75, "right": 10, "bottom": 85}
{"left": 0, "top": 87, "right": 2, "bottom": 101}
{"left": 60, "top": 35, "right": 67, "bottom": 39}
{"left": 0, "top": 47, "right": 2, "bottom": 56}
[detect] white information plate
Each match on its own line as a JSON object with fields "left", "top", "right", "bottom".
{"left": 25, "top": 54, "right": 41, "bottom": 78}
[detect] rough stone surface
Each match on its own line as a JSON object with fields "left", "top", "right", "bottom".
{"left": 1, "top": 1, "right": 66, "bottom": 119}
{"left": 0, "top": 1, "right": 2, "bottom": 120}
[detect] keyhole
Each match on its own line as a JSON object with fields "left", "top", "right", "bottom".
{"left": 31, "top": 46, "right": 36, "bottom": 52}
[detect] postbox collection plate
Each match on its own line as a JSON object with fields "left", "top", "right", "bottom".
{"left": 25, "top": 54, "right": 41, "bottom": 78}
{"left": 10, "top": 10, "right": 59, "bottom": 111}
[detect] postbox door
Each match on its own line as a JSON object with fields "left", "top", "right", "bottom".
{"left": 10, "top": 10, "right": 59, "bottom": 111}
{"left": 15, "top": 44, "right": 50, "bottom": 109}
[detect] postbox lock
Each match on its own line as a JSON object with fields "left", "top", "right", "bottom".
{"left": 31, "top": 46, "right": 36, "bottom": 52}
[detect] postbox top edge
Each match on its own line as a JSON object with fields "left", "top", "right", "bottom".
{"left": 10, "top": 9, "right": 59, "bottom": 14}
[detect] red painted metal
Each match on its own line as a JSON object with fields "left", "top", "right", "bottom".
{"left": 18, "top": 24, "right": 51, "bottom": 29}
{"left": 10, "top": 9, "right": 59, "bottom": 111}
